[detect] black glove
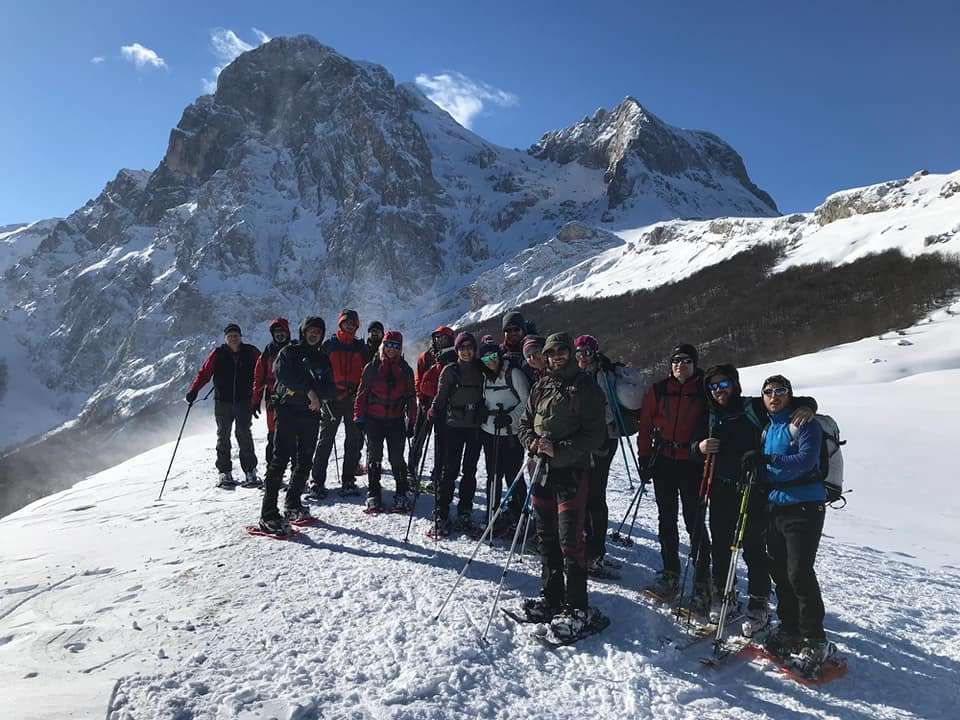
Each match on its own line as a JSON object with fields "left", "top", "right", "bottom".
{"left": 638, "top": 458, "right": 654, "bottom": 484}
{"left": 740, "top": 450, "right": 768, "bottom": 475}
{"left": 185, "top": 389, "right": 198, "bottom": 404}
{"left": 406, "top": 422, "right": 417, "bottom": 439}
{"left": 493, "top": 413, "right": 511, "bottom": 430}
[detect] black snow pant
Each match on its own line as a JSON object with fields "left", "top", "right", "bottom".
{"left": 260, "top": 406, "right": 320, "bottom": 520}
{"left": 767, "top": 502, "right": 826, "bottom": 639}
{"left": 437, "top": 425, "right": 482, "bottom": 518}
{"left": 365, "top": 417, "right": 409, "bottom": 499}
{"left": 480, "top": 431, "right": 525, "bottom": 524}
{"left": 533, "top": 466, "right": 590, "bottom": 611}
{"left": 215, "top": 400, "right": 257, "bottom": 474}
{"left": 709, "top": 480, "right": 770, "bottom": 600}
{"left": 653, "top": 457, "right": 711, "bottom": 585}
{"left": 586, "top": 437, "right": 619, "bottom": 564}
{"left": 311, "top": 396, "right": 363, "bottom": 489}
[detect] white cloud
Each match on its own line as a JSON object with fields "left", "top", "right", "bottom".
{"left": 414, "top": 71, "right": 518, "bottom": 129}
{"left": 120, "top": 43, "right": 167, "bottom": 70}
{"left": 90, "top": 56, "right": 105, "bottom": 65}
{"left": 203, "top": 28, "right": 271, "bottom": 93}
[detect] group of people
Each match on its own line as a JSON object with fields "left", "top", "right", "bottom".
{"left": 186, "top": 310, "right": 833, "bottom": 654}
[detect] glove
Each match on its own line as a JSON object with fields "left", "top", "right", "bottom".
{"left": 185, "top": 389, "right": 198, "bottom": 404}
{"left": 252, "top": 407, "right": 261, "bottom": 419}
{"left": 354, "top": 416, "right": 366, "bottom": 433}
{"left": 406, "top": 422, "right": 417, "bottom": 439}
{"left": 740, "top": 450, "right": 768, "bottom": 475}
{"left": 493, "top": 413, "right": 511, "bottom": 431}
{"left": 637, "top": 458, "right": 654, "bottom": 484}
{"left": 427, "top": 408, "right": 436, "bottom": 422}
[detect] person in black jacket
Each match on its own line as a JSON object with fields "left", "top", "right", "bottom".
{"left": 258, "top": 317, "right": 335, "bottom": 535}
{"left": 186, "top": 323, "right": 261, "bottom": 488}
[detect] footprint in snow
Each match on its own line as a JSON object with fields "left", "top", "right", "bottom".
{"left": 81, "top": 567, "right": 114, "bottom": 577}
{"left": 65, "top": 642, "right": 86, "bottom": 653}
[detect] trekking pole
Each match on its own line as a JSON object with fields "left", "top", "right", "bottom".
{"left": 675, "top": 451, "right": 715, "bottom": 624}
{"left": 322, "top": 401, "right": 342, "bottom": 487}
{"left": 601, "top": 372, "right": 634, "bottom": 491}
{"left": 157, "top": 401, "right": 195, "bottom": 501}
{"left": 433, "top": 460, "right": 536, "bottom": 623}
{"left": 609, "top": 428, "right": 661, "bottom": 546}
{"left": 713, "top": 468, "right": 754, "bottom": 654}
{"left": 481, "top": 458, "right": 549, "bottom": 641}
{"left": 404, "top": 420, "right": 433, "bottom": 543}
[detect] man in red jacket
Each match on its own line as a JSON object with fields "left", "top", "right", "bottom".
{"left": 251, "top": 318, "right": 291, "bottom": 477}
{"left": 186, "top": 324, "right": 261, "bottom": 488}
{"left": 308, "top": 309, "right": 370, "bottom": 498}
{"left": 354, "top": 330, "right": 417, "bottom": 512}
{"left": 636, "top": 343, "right": 712, "bottom": 611}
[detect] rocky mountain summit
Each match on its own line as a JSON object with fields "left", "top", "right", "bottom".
{"left": 0, "top": 34, "right": 776, "bottom": 446}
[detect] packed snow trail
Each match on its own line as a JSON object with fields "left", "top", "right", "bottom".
{"left": 3, "top": 311, "right": 960, "bottom": 719}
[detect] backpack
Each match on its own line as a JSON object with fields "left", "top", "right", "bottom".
{"left": 597, "top": 365, "right": 642, "bottom": 437}
{"left": 768, "top": 413, "right": 847, "bottom": 508}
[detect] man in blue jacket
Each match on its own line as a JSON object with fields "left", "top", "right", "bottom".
{"left": 745, "top": 374, "right": 831, "bottom": 668}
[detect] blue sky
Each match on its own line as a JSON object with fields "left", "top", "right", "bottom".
{"left": 2, "top": 0, "right": 958, "bottom": 222}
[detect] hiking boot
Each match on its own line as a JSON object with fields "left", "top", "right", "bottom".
{"left": 549, "top": 606, "right": 595, "bottom": 642}
{"left": 429, "top": 514, "right": 452, "bottom": 538}
{"left": 455, "top": 510, "right": 474, "bottom": 530}
{"left": 365, "top": 495, "right": 382, "bottom": 513}
{"left": 794, "top": 637, "right": 837, "bottom": 673}
{"left": 216, "top": 471, "right": 237, "bottom": 488}
{"left": 392, "top": 492, "right": 414, "bottom": 513}
{"left": 521, "top": 596, "right": 560, "bottom": 623}
{"left": 240, "top": 470, "right": 261, "bottom": 488}
{"left": 283, "top": 506, "right": 312, "bottom": 523}
{"left": 304, "top": 484, "right": 328, "bottom": 502}
{"left": 258, "top": 516, "right": 288, "bottom": 536}
{"left": 340, "top": 480, "right": 361, "bottom": 497}
{"left": 355, "top": 463, "right": 367, "bottom": 476}
{"left": 763, "top": 627, "right": 802, "bottom": 658}
{"left": 647, "top": 570, "right": 679, "bottom": 599}
{"left": 741, "top": 597, "right": 770, "bottom": 638}
{"left": 690, "top": 583, "right": 711, "bottom": 616}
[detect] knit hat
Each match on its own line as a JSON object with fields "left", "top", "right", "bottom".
{"left": 268, "top": 318, "right": 290, "bottom": 334}
{"left": 479, "top": 339, "right": 501, "bottom": 358}
{"left": 367, "top": 321, "right": 384, "bottom": 334}
{"left": 543, "top": 332, "right": 574, "bottom": 354}
{"left": 574, "top": 334, "right": 600, "bottom": 354}
{"left": 762, "top": 374, "right": 793, "bottom": 394}
{"left": 670, "top": 343, "right": 698, "bottom": 365}
{"left": 502, "top": 310, "right": 525, "bottom": 331}
{"left": 454, "top": 331, "right": 477, "bottom": 350}
{"left": 383, "top": 330, "right": 403, "bottom": 347}
{"left": 480, "top": 334, "right": 495, "bottom": 346}
{"left": 522, "top": 335, "right": 545, "bottom": 358}
{"left": 338, "top": 309, "right": 360, "bottom": 329}
{"left": 223, "top": 323, "right": 242, "bottom": 336}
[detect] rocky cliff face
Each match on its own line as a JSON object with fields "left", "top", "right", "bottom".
{"left": 0, "top": 35, "right": 777, "bottom": 444}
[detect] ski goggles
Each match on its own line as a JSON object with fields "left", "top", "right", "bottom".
{"left": 671, "top": 356, "right": 694, "bottom": 365}
{"left": 762, "top": 386, "right": 790, "bottom": 397}
{"left": 480, "top": 352, "right": 500, "bottom": 363}
{"left": 707, "top": 380, "right": 733, "bottom": 392}
{"left": 574, "top": 348, "right": 595, "bottom": 358}
{"left": 383, "top": 340, "right": 402, "bottom": 350}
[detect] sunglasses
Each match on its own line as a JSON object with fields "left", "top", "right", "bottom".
{"left": 707, "top": 380, "right": 733, "bottom": 392}
{"left": 543, "top": 349, "right": 561, "bottom": 358}
{"left": 481, "top": 352, "right": 499, "bottom": 363}
{"left": 383, "top": 340, "right": 402, "bottom": 350}
{"left": 575, "top": 348, "right": 595, "bottom": 358}
{"left": 671, "top": 357, "right": 694, "bottom": 365}
{"left": 504, "top": 326, "right": 523, "bottom": 333}
{"left": 762, "top": 386, "right": 790, "bottom": 397}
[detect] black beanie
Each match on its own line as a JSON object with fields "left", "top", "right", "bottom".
{"left": 368, "top": 321, "right": 384, "bottom": 334}
{"left": 503, "top": 310, "right": 525, "bottom": 331}
{"left": 671, "top": 343, "right": 698, "bottom": 365}
{"left": 224, "top": 323, "right": 242, "bottom": 336}
{"left": 301, "top": 316, "right": 326, "bottom": 336}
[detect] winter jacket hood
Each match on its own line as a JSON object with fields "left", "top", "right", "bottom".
{"left": 481, "top": 365, "right": 530, "bottom": 436}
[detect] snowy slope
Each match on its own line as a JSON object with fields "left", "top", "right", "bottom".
{"left": 458, "top": 169, "right": 960, "bottom": 324}
{"left": 2, "top": 307, "right": 959, "bottom": 719}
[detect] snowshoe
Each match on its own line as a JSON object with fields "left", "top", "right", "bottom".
{"left": 763, "top": 627, "right": 802, "bottom": 658}
{"left": 541, "top": 607, "right": 610, "bottom": 646}
{"left": 240, "top": 470, "right": 261, "bottom": 488}
{"left": 644, "top": 570, "right": 679, "bottom": 602}
{"left": 392, "top": 492, "right": 414, "bottom": 513}
{"left": 304, "top": 485, "right": 328, "bottom": 502}
{"left": 255, "top": 516, "right": 290, "bottom": 536}
{"left": 520, "top": 597, "right": 560, "bottom": 624}
{"left": 791, "top": 638, "right": 838, "bottom": 675}
{"left": 426, "top": 515, "right": 452, "bottom": 539}
{"left": 283, "top": 506, "right": 315, "bottom": 526}
{"left": 455, "top": 511, "right": 475, "bottom": 532}
{"left": 363, "top": 495, "right": 383, "bottom": 514}
{"left": 216, "top": 472, "right": 237, "bottom": 489}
